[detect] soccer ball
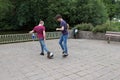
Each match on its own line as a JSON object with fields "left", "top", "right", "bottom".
{"left": 48, "top": 52, "right": 54, "bottom": 59}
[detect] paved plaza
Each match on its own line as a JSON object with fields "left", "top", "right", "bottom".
{"left": 0, "top": 39, "right": 120, "bottom": 80}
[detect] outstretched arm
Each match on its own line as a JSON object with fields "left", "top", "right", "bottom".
{"left": 56, "top": 26, "right": 64, "bottom": 31}
{"left": 29, "top": 30, "right": 34, "bottom": 34}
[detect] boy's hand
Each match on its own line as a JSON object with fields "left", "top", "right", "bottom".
{"left": 29, "top": 30, "right": 34, "bottom": 34}
{"left": 56, "top": 28, "right": 59, "bottom": 31}
{"left": 56, "top": 27, "right": 64, "bottom": 31}
{"left": 29, "top": 31, "right": 32, "bottom": 34}
{"left": 44, "top": 38, "right": 46, "bottom": 42}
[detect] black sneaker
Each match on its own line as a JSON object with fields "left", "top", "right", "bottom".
{"left": 47, "top": 52, "right": 54, "bottom": 59}
{"left": 40, "top": 52, "right": 44, "bottom": 56}
{"left": 62, "top": 51, "right": 64, "bottom": 54}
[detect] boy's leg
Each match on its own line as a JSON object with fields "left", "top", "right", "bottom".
{"left": 39, "top": 40, "right": 44, "bottom": 55}
{"left": 59, "top": 35, "right": 64, "bottom": 51}
{"left": 40, "top": 39, "right": 49, "bottom": 53}
{"left": 74, "top": 34, "right": 75, "bottom": 39}
{"left": 40, "top": 39, "right": 53, "bottom": 59}
{"left": 63, "top": 35, "right": 68, "bottom": 55}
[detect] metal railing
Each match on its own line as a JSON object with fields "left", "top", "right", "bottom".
{"left": 0, "top": 32, "right": 61, "bottom": 44}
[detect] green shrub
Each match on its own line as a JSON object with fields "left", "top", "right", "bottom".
{"left": 75, "top": 23, "right": 93, "bottom": 31}
{"left": 74, "top": 22, "right": 120, "bottom": 33}
{"left": 92, "top": 23, "right": 120, "bottom": 33}
{"left": 92, "top": 24, "right": 108, "bottom": 33}
{"left": 111, "top": 22, "right": 120, "bottom": 31}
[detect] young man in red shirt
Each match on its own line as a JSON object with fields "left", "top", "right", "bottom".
{"left": 29, "top": 21, "right": 54, "bottom": 59}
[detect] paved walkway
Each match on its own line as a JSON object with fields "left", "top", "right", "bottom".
{"left": 0, "top": 39, "right": 120, "bottom": 80}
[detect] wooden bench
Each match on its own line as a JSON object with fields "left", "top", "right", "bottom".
{"left": 105, "top": 31, "right": 120, "bottom": 43}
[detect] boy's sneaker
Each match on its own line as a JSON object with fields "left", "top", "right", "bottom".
{"left": 47, "top": 52, "right": 54, "bottom": 59}
{"left": 63, "top": 53, "right": 68, "bottom": 57}
{"left": 40, "top": 52, "right": 44, "bottom": 56}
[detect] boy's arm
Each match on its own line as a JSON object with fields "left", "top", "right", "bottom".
{"left": 67, "top": 24, "right": 69, "bottom": 30}
{"left": 56, "top": 26, "right": 64, "bottom": 31}
{"left": 29, "top": 30, "right": 34, "bottom": 34}
{"left": 43, "top": 30, "right": 46, "bottom": 41}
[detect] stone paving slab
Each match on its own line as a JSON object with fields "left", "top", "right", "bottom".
{"left": 0, "top": 39, "right": 120, "bottom": 80}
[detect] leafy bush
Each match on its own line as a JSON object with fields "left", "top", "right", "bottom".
{"left": 74, "top": 22, "right": 120, "bottom": 33}
{"left": 111, "top": 22, "right": 120, "bottom": 30}
{"left": 75, "top": 23, "right": 93, "bottom": 31}
{"left": 92, "top": 24, "right": 109, "bottom": 33}
{"left": 92, "top": 22, "right": 120, "bottom": 33}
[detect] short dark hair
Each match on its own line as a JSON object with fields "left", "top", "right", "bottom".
{"left": 55, "top": 14, "right": 62, "bottom": 20}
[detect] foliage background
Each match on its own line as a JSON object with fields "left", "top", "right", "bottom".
{"left": 0, "top": 0, "right": 120, "bottom": 32}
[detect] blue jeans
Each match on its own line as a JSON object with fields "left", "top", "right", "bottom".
{"left": 39, "top": 39, "right": 49, "bottom": 53}
{"left": 59, "top": 34, "right": 68, "bottom": 54}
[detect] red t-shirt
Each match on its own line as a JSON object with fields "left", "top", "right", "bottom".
{"left": 33, "top": 25, "right": 45, "bottom": 39}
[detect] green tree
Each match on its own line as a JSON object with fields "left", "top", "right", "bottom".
{"left": 45, "top": 0, "right": 71, "bottom": 30}
{"left": 114, "top": 1, "right": 120, "bottom": 19}
{"left": 86, "top": 0, "right": 108, "bottom": 26}
{"left": 102, "top": 0, "right": 120, "bottom": 20}
{"left": 12, "top": 0, "right": 49, "bottom": 30}
{"left": 69, "top": 0, "right": 108, "bottom": 26}
{"left": 0, "top": 0, "right": 13, "bottom": 30}
{"left": 0, "top": 0, "right": 13, "bottom": 20}
{"left": 0, "top": 0, "right": 109, "bottom": 31}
